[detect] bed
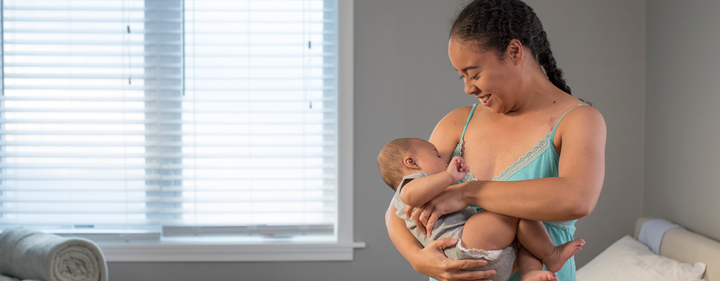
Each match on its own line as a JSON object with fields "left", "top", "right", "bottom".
{"left": 577, "top": 217, "right": 720, "bottom": 281}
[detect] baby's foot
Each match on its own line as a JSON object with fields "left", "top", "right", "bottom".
{"left": 521, "top": 269, "right": 557, "bottom": 281}
{"left": 542, "top": 238, "right": 585, "bottom": 273}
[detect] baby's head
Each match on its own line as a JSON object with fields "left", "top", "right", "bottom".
{"left": 377, "top": 138, "right": 448, "bottom": 190}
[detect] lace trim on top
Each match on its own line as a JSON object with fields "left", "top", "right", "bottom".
{"left": 454, "top": 140, "right": 479, "bottom": 184}
{"left": 453, "top": 139, "right": 464, "bottom": 158}
{"left": 543, "top": 221, "right": 573, "bottom": 230}
{"left": 456, "top": 171, "right": 478, "bottom": 184}
{"left": 493, "top": 131, "right": 553, "bottom": 182}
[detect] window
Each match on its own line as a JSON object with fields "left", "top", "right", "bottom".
{"left": 0, "top": 0, "right": 359, "bottom": 261}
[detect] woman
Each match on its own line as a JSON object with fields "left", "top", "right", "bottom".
{"left": 384, "top": 0, "right": 606, "bottom": 280}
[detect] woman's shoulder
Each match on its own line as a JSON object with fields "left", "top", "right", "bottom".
{"left": 437, "top": 105, "right": 477, "bottom": 127}
{"left": 559, "top": 101, "right": 605, "bottom": 127}
{"left": 431, "top": 105, "right": 479, "bottom": 136}
{"left": 429, "top": 105, "right": 477, "bottom": 154}
{"left": 554, "top": 101, "right": 606, "bottom": 140}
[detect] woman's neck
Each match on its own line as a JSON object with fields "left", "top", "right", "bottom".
{"left": 506, "top": 74, "right": 566, "bottom": 115}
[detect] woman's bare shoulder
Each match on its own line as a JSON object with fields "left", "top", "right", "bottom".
{"left": 429, "top": 105, "right": 476, "bottom": 158}
{"left": 562, "top": 103, "right": 605, "bottom": 128}
{"left": 435, "top": 106, "right": 476, "bottom": 128}
{"left": 431, "top": 105, "right": 477, "bottom": 138}
{"left": 555, "top": 102, "right": 607, "bottom": 142}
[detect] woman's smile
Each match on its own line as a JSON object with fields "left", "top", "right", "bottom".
{"left": 478, "top": 94, "right": 492, "bottom": 105}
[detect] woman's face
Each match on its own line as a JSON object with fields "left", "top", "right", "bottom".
{"left": 448, "top": 38, "right": 518, "bottom": 113}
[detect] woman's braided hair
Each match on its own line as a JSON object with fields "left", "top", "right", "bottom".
{"left": 450, "top": 0, "right": 572, "bottom": 95}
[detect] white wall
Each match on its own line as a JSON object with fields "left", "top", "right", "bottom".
{"left": 644, "top": 0, "right": 720, "bottom": 241}
{"left": 108, "top": 1, "right": 647, "bottom": 279}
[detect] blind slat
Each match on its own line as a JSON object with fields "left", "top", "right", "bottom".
{"left": 0, "top": 186, "right": 337, "bottom": 192}
{"left": 0, "top": 141, "right": 335, "bottom": 147}
{"left": 0, "top": 209, "right": 336, "bottom": 215}
{"left": 0, "top": 175, "right": 335, "bottom": 180}
{"left": 0, "top": 197, "right": 336, "bottom": 203}
{"left": 163, "top": 224, "right": 333, "bottom": 237}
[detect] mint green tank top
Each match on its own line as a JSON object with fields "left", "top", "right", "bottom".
{"left": 439, "top": 103, "right": 586, "bottom": 281}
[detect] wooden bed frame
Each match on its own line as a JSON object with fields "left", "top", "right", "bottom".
{"left": 634, "top": 217, "right": 720, "bottom": 281}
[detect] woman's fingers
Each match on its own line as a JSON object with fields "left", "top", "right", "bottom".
{"left": 426, "top": 211, "right": 441, "bottom": 237}
{"left": 420, "top": 239, "right": 495, "bottom": 281}
{"left": 422, "top": 187, "right": 470, "bottom": 237}
{"left": 404, "top": 205, "right": 412, "bottom": 219}
{"left": 445, "top": 260, "right": 496, "bottom": 281}
{"left": 448, "top": 269, "right": 496, "bottom": 281}
{"left": 411, "top": 206, "right": 427, "bottom": 235}
{"left": 419, "top": 205, "right": 434, "bottom": 234}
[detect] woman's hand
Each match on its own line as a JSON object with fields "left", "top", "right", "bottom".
{"left": 405, "top": 185, "right": 470, "bottom": 237}
{"left": 414, "top": 238, "right": 496, "bottom": 281}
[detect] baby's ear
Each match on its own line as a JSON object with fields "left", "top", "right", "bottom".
{"left": 403, "top": 156, "right": 420, "bottom": 170}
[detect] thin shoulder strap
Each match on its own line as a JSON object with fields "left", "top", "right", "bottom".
{"left": 551, "top": 104, "right": 587, "bottom": 133}
{"left": 454, "top": 104, "right": 479, "bottom": 157}
{"left": 460, "top": 104, "right": 479, "bottom": 141}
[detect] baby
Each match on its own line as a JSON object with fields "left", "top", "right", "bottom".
{"left": 378, "top": 138, "right": 585, "bottom": 281}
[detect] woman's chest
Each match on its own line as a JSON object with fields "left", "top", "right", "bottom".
{"left": 460, "top": 123, "right": 555, "bottom": 180}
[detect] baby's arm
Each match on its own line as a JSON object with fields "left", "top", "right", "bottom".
{"left": 400, "top": 156, "right": 469, "bottom": 207}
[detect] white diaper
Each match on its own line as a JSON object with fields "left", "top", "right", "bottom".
{"left": 456, "top": 239, "right": 504, "bottom": 260}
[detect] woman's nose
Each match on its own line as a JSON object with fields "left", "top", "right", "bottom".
{"left": 465, "top": 83, "right": 479, "bottom": 95}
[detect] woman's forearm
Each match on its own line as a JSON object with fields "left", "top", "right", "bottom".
{"left": 385, "top": 202, "right": 424, "bottom": 266}
{"left": 461, "top": 176, "right": 600, "bottom": 221}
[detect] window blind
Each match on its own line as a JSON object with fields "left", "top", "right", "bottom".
{"left": 0, "top": 0, "right": 338, "bottom": 241}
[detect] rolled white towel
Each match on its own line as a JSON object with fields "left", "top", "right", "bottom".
{"left": 0, "top": 227, "right": 108, "bottom": 281}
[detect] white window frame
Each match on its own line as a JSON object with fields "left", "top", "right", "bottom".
{"left": 58, "top": 0, "right": 359, "bottom": 262}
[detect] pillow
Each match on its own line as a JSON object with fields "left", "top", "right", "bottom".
{"left": 577, "top": 235, "right": 706, "bottom": 281}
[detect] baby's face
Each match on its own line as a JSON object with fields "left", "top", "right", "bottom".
{"left": 413, "top": 140, "right": 447, "bottom": 174}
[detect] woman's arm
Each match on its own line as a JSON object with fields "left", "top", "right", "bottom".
{"left": 418, "top": 106, "right": 606, "bottom": 230}
{"left": 471, "top": 106, "right": 606, "bottom": 219}
{"left": 385, "top": 201, "right": 494, "bottom": 281}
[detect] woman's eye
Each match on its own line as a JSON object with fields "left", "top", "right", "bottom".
{"left": 471, "top": 73, "right": 480, "bottom": 80}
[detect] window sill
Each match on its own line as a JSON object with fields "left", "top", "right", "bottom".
{"left": 99, "top": 239, "right": 366, "bottom": 262}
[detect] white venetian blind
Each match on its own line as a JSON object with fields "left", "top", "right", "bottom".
{"left": 0, "top": 0, "right": 338, "bottom": 240}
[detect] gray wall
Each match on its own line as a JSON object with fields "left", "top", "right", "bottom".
{"left": 644, "top": 0, "right": 720, "bottom": 241}
{"left": 109, "top": 1, "right": 647, "bottom": 280}
{"left": 527, "top": 0, "right": 646, "bottom": 267}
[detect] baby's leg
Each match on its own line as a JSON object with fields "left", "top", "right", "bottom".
{"left": 517, "top": 219, "right": 585, "bottom": 273}
{"left": 460, "top": 211, "right": 518, "bottom": 251}
{"left": 517, "top": 246, "right": 557, "bottom": 281}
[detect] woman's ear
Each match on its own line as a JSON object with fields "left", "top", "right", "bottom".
{"left": 403, "top": 156, "right": 420, "bottom": 170}
{"left": 506, "top": 39, "right": 524, "bottom": 65}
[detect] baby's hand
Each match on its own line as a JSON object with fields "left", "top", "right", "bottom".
{"left": 446, "top": 156, "right": 470, "bottom": 182}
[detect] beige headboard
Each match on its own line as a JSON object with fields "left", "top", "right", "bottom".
{"left": 634, "top": 217, "right": 720, "bottom": 281}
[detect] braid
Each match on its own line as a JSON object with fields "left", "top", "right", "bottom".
{"left": 451, "top": 0, "right": 573, "bottom": 96}
{"left": 534, "top": 31, "right": 572, "bottom": 95}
